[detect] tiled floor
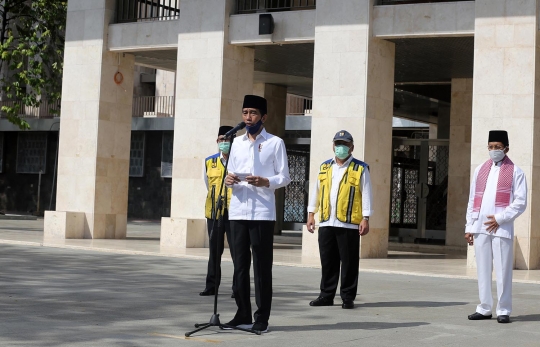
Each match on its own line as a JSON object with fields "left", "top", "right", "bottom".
{"left": 2, "top": 218, "right": 540, "bottom": 283}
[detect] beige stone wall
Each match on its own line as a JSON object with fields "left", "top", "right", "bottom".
{"left": 48, "top": 0, "right": 135, "bottom": 239}
{"left": 446, "top": 78, "right": 472, "bottom": 248}
{"left": 162, "top": 0, "right": 255, "bottom": 247}
{"left": 303, "top": 0, "right": 394, "bottom": 259}
{"left": 156, "top": 70, "right": 176, "bottom": 97}
{"left": 470, "top": 0, "right": 539, "bottom": 269}
{"left": 372, "top": 1, "right": 475, "bottom": 38}
{"left": 229, "top": 10, "right": 316, "bottom": 45}
{"left": 253, "top": 83, "right": 287, "bottom": 234}
{"left": 253, "top": 83, "right": 287, "bottom": 138}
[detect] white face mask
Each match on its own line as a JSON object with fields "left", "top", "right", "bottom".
{"left": 489, "top": 149, "right": 506, "bottom": 163}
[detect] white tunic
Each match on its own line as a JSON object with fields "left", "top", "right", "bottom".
{"left": 465, "top": 159, "right": 527, "bottom": 239}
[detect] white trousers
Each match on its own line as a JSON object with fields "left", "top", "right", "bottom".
{"left": 474, "top": 233, "right": 513, "bottom": 316}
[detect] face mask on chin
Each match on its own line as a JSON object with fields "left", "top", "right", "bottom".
{"left": 489, "top": 149, "right": 506, "bottom": 163}
{"left": 246, "top": 120, "right": 263, "bottom": 135}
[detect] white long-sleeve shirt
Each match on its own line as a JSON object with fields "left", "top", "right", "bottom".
{"left": 307, "top": 156, "right": 373, "bottom": 230}
{"left": 465, "top": 159, "right": 527, "bottom": 239}
{"left": 227, "top": 128, "right": 291, "bottom": 221}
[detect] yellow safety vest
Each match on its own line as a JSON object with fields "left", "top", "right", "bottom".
{"left": 315, "top": 158, "right": 368, "bottom": 225}
{"left": 204, "top": 154, "right": 232, "bottom": 219}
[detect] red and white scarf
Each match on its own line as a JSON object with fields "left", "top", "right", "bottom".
{"left": 472, "top": 156, "right": 514, "bottom": 218}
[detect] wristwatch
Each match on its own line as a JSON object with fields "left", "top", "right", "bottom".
{"left": 363, "top": 216, "right": 369, "bottom": 221}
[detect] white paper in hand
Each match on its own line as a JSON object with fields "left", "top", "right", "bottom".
{"left": 234, "top": 172, "right": 252, "bottom": 181}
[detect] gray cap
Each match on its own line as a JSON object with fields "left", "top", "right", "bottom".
{"left": 333, "top": 130, "right": 354, "bottom": 143}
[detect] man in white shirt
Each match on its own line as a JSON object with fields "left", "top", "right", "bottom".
{"left": 306, "top": 130, "right": 373, "bottom": 310}
{"left": 224, "top": 95, "right": 291, "bottom": 333}
{"left": 465, "top": 130, "right": 527, "bottom": 324}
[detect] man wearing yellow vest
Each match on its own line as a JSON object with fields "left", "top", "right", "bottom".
{"left": 306, "top": 130, "right": 373, "bottom": 309}
{"left": 200, "top": 125, "right": 235, "bottom": 298}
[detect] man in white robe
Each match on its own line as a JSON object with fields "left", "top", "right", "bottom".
{"left": 464, "top": 130, "right": 527, "bottom": 324}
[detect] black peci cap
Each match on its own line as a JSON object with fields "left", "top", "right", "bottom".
{"left": 488, "top": 130, "right": 509, "bottom": 147}
{"left": 242, "top": 95, "right": 267, "bottom": 115}
{"left": 218, "top": 125, "right": 233, "bottom": 136}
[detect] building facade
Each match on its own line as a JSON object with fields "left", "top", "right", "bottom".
{"left": 2, "top": 0, "right": 539, "bottom": 269}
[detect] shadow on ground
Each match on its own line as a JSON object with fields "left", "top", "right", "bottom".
{"left": 272, "top": 321, "right": 430, "bottom": 332}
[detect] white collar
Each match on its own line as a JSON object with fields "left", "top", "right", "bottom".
{"left": 333, "top": 155, "right": 353, "bottom": 168}
{"left": 242, "top": 127, "right": 268, "bottom": 141}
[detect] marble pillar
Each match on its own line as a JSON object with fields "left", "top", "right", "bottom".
{"left": 446, "top": 78, "right": 472, "bottom": 248}
{"left": 253, "top": 83, "right": 287, "bottom": 235}
{"left": 302, "top": 0, "right": 395, "bottom": 259}
{"left": 161, "top": 0, "right": 254, "bottom": 250}
{"left": 44, "top": 0, "right": 135, "bottom": 240}
{"left": 469, "top": 0, "right": 540, "bottom": 269}
{"left": 253, "top": 83, "right": 287, "bottom": 138}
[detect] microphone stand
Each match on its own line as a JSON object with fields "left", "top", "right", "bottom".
{"left": 185, "top": 132, "right": 260, "bottom": 337}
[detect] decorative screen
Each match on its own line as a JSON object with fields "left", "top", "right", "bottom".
{"left": 16, "top": 133, "right": 47, "bottom": 174}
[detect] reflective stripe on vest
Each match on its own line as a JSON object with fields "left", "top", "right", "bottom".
{"left": 205, "top": 155, "right": 232, "bottom": 219}
{"left": 316, "top": 159, "right": 365, "bottom": 225}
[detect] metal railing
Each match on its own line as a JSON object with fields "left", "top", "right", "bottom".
{"left": 0, "top": 99, "right": 61, "bottom": 119}
{"left": 132, "top": 96, "right": 175, "bottom": 117}
{"left": 287, "top": 94, "right": 312, "bottom": 115}
{"left": 237, "top": 0, "right": 316, "bottom": 14}
{"left": 378, "top": 0, "right": 471, "bottom": 5}
{"left": 116, "top": 0, "right": 180, "bottom": 23}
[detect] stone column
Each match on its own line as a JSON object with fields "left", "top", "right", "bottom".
{"left": 446, "top": 78, "right": 472, "bottom": 248}
{"left": 253, "top": 83, "right": 287, "bottom": 235}
{"left": 469, "top": 0, "right": 540, "bottom": 269}
{"left": 253, "top": 83, "right": 287, "bottom": 138}
{"left": 302, "top": 0, "right": 395, "bottom": 259}
{"left": 44, "top": 0, "right": 135, "bottom": 240}
{"left": 160, "top": 0, "right": 255, "bottom": 250}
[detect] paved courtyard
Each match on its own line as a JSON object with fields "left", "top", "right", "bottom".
{"left": 2, "top": 244, "right": 540, "bottom": 346}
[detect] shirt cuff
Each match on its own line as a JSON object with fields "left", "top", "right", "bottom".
{"left": 307, "top": 206, "right": 317, "bottom": 213}
{"left": 494, "top": 213, "right": 505, "bottom": 225}
{"left": 267, "top": 176, "right": 279, "bottom": 189}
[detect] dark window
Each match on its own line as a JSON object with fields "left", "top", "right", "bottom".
{"left": 161, "top": 131, "right": 174, "bottom": 178}
{"left": 16, "top": 133, "right": 47, "bottom": 174}
{"left": 129, "top": 132, "right": 145, "bottom": 177}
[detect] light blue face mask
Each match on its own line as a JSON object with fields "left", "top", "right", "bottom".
{"left": 334, "top": 145, "right": 350, "bottom": 160}
{"left": 218, "top": 142, "right": 230, "bottom": 154}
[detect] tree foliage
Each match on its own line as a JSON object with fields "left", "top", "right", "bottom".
{"left": 0, "top": 0, "right": 67, "bottom": 129}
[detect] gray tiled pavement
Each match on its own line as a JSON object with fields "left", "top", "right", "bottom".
{"left": 1, "top": 244, "right": 540, "bottom": 346}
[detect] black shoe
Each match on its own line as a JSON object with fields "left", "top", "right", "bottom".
{"left": 468, "top": 312, "right": 492, "bottom": 320}
{"left": 309, "top": 297, "right": 334, "bottom": 307}
{"left": 497, "top": 315, "right": 510, "bottom": 323}
{"left": 252, "top": 322, "right": 269, "bottom": 333}
{"left": 199, "top": 288, "right": 215, "bottom": 296}
{"left": 342, "top": 300, "right": 354, "bottom": 309}
{"left": 231, "top": 292, "right": 235, "bottom": 299}
{"left": 222, "top": 317, "right": 253, "bottom": 330}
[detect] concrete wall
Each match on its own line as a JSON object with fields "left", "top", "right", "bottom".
{"left": 372, "top": 1, "right": 475, "bottom": 38}
{"left": 108, "top": 20, "right": 180, "bottom": 51}
{"left": 229, "top": 10, "right": 316, "bottom": 45}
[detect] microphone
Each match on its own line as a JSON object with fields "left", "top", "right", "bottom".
{"left": 223, "top": 122, "right": 246, "bottom": 138}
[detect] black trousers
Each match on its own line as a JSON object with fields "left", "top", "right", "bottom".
{"left": 230, "top": 220, "right": 274, "bottom": 324}
{"left": 318, "top": 226, "right": 360, "bottom": 301}
{"left": 205, "top": 211, "right": 233, "bottom": 291}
